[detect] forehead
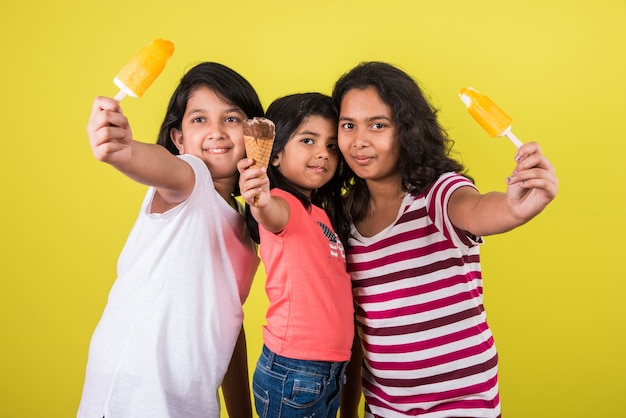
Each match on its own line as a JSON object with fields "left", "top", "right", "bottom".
{"left": 339, "top": 87, "right": 391, "bottom": 118}
{"left": 185, "top": 86, "right": 241, "bottom": 114}
{"left": 296, "top": 114, "right": 337, "bottom": 133}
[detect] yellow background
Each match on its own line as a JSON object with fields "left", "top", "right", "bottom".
{"left": 1, "top": 0, "right": 624, "bottom": 417}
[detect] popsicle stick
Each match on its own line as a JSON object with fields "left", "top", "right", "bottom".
{"left": 114, "top": 90, "right": 127, "bottom": 102}
{"left": 504, "top": 131, "right": 524, "bottom": 149}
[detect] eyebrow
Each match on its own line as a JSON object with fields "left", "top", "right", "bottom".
{"left": 186, "top": 107, "right": 244, "bottom": 116}
{"left": 296, "top": 130, "right": 321, "bottom": 136}
{"left": 295, "top": 130, "right": 338, "bottom": 141}
{"left": 339, "top": 115, "right": 392, "bottom": 122}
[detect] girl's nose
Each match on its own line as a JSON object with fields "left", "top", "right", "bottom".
{"left": 349, "top": 127, "right": 368, "bottom": 149}
{"left": 207, "top": 122, "right": 225, "bottom": 140}
{"left": 352, "top": 134, "right": 367, "bottom": 149}
{"left": 316, "top": 144, "right": 330, "bottom": 159}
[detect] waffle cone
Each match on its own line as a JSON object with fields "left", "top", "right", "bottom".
{"left": 243, "top": 117, "right": 275, "bottom": 170}
{"left": 243, "top": 117, "right": 275, "bottom": 206}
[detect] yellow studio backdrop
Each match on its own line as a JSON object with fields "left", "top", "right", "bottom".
{"left": 1, "top": 0, "right": 624, "bottom": 416}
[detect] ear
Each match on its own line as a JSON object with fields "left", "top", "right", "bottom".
{"left": 271, "top": 151, "right": 282, "bottom": 167}
{"left": 170, "top": 128, "right": 184, "bottom": 154}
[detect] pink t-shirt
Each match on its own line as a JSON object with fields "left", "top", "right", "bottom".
{"left": 260, "top": 188, "right": 354, "bottom": 362}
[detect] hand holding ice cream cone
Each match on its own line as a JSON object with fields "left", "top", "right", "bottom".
{"left": 242, "top": 117, "right": 275, "bottom": 206}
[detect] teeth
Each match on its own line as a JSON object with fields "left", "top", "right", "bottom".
{"left": 203, "top": 148, "right": 228, "bottom": 154}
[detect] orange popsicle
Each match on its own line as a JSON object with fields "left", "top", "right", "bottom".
{"left": 113, "top": 38, "right": 175, "bottom": 101}
{"left": 458, "top": 87, "right": 523, "bottom": 148}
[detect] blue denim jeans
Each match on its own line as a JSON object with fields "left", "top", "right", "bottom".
{"left": 253, "top": 345, "right": 348, "bottom": 418}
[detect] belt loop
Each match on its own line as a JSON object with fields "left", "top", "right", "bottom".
{"left": 340, "top": 361, "right": 348, "bottom": 384}
{"left": 331, "top": 360, "right": 345, "bottom": 378}
{"left": 264, "top": 345, "right": 275, "bottom": 370}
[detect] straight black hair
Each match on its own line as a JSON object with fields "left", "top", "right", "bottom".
{"left": 246, "top": 93, "right": 349, "bottom": 245}
{"left": 154, "top": 62, "right": 264, "bottom": 198}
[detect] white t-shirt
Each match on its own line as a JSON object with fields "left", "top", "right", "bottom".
{"left": 78, "top": 154, "right": 259, "bottom": 418}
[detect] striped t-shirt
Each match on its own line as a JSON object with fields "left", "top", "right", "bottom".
{"left": 347, "top": 172, "right": 501, "bottom": 418}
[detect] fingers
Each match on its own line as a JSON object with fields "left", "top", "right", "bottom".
{"left": 238, "top": 161, "right": 269, "bottom": 205}
{"left": 508, "top": 168, "right": 558, "bottom": 199}
{"left": 87, "top": 96, "right": 128, "bottom": 141}
{"left": 507, "top": 141, "right": 558, "bottom": 199}
{"left": 87, "top": 96, "right": 133, "bottom": 162}
{"left": 236, "top": 158, "right": 254, "bottom": 173}
{"left": 90, "top": 124, "right": 128, "bottom": 148}
{"left": 93, "top": 96, "right": 121, "bottom": 113}
{"left": 513, "top": 142, "right": 556, "bottom": 174}
{"left": 88, "top": 97, "right": 122, "bottom": 128}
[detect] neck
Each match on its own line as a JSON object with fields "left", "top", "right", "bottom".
{"left": 214, "top": 178, "right": 237, "bottom": 208}
{"left": 365, "top": 174, "right": 404, "bottom": 203}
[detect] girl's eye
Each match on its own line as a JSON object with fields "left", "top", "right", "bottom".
{"left": 327, "top": 143, "right": 339, "bottom": 151}
{"left": 372, "top": 122, "right": 385, "bottom": 130}
{"left": 301, "top": 137, "right": 314, "bottom": 145}
{"left": 341, "top": 122, "right": 354, "bottom": 129}
{"left": 225, "top": 116, "right": 241, "bottom": 123}
{"left": 192, "top": 117, "right": 205, "bottom": 123}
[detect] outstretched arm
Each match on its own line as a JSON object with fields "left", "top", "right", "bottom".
{"left": 87, "top": 96, "right": 194, "bottom": 205}
{"left": 221, "top": 326, "right": 252, "bottom": 418}
{"left": 237, "top": 158, "right": 290, "bottom": 233}
{"left": 448, "top": 142, "right": 558, "bottom": 236}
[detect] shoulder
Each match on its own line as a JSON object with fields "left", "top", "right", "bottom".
{"left": 270, "top": 189, "right": 301, "bottom": 209}
{"left": 266, "top": 189, "right": 306, "bottom": 231}
{"left": 178, "top": 154, "right": 207, "bottom": 176}
{"left": 424, "top": 172, "right": 475, "bottom": 199}
{"left": 177, "top": 154, "right": 215, "bottom": 193}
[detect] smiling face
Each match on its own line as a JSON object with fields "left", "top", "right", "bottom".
{"left": 338, "top": 87, "right": 402, "bottom": 185}
{"left": 170, "top": 85, "right": 247, "bottom": 182}
{"left": 272, "top": 115, "right": 339, "bottom": 198}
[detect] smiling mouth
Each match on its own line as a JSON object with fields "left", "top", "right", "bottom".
{"left": 352, "top": 155, "right": 372, "bottom": 164}
{"left": 203, "top": 148, "right": 230, "bottom": 154}
{"left": 308, "top": 166, "right": 328, "bottom": 173}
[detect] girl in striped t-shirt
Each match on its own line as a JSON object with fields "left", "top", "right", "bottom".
{"left": 333, "top": 62, "right": 558, "bottom": 418}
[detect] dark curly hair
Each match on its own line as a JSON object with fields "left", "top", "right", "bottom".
{"left": 332, "top": 61, "right": 470, "bottom": 224}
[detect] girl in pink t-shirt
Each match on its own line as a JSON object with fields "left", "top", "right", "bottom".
{"left": 238, "top": 93, "right": 354, "bottom": 418}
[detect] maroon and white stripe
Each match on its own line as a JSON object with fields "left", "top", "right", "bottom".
{"left": 348, "top": 173, "right": 501, "bottom": 418}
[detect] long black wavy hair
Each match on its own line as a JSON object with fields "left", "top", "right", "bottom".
{"left": 332, "top": 61, "right": 470, "bottom": 224}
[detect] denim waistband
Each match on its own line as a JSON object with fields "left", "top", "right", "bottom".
{"left": 261, "top": 344, "right": 348, "bottom": 377}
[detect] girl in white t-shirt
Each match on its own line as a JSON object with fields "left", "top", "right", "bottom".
{"left": 78, "top": 62, "right": 263, "bottom": 418}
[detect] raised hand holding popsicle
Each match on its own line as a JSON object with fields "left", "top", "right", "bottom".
{"left": 459, "top": 87, "right": 523, "bottom": 148}
{"left": 113, "top": 38, "right": 174, "bottom": 101}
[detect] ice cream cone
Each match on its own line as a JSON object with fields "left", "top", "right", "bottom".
{"left": 243, "top": 117, "right": 275, "bottom": 205}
